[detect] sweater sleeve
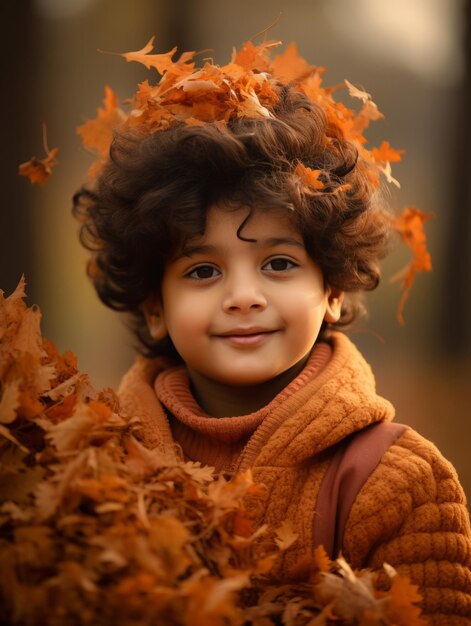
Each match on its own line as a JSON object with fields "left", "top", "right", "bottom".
{"left": 343, "top": 428, "right": 471, "bottom": 626}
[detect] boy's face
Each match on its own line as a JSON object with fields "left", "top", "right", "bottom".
{"left": 145, "top": 206, "right": 343, "bottom": 388}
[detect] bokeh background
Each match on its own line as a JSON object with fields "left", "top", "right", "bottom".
{"left": 1, "top": 0, "right": 470, "bottom": 499}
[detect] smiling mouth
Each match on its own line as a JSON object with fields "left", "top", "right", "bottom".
{"left": 216, "top": 330, "right": 277, "bottom": 346}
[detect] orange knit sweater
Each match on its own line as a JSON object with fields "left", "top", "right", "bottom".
{"left": 118, "top": 332, "right": 471, "bottom": 625}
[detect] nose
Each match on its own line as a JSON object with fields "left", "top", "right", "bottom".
{"left": 222, "top": 274, "right": 267, "bottom": 314}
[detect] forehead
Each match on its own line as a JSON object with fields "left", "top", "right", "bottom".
{"left": 197, "top": 205, "right": 301, "bottom": 243}
{"left": 168, "top": 205, "right": 306, "bottom": 264}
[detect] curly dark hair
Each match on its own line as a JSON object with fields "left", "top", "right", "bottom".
{"left": 73, "top": 85, "right": 392, "bottom": 360}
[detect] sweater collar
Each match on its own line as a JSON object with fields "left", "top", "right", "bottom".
{"left": 154, "top": 342, "right": 332, "bottom": 445}
{"left": 117, "top": 332, "right": 395, "bottom": 470}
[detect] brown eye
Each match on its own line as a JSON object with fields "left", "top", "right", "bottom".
{"left": 263, "top": 258, "right": 297, "bottom": 272}
{"left": 187, "top": 265, "right": 220, "bottom": 280}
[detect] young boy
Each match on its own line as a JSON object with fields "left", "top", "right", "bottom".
{"left": 73, "top": 40, "right": 471, "bottom": 624}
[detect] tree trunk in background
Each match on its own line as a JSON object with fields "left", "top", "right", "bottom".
{"left": 440, "top": 2, "right": 471, "bottom": 357}
{"left": 0, "top": 3, "right": 39, "bottom": 304}
{"left": 159, "top": 0, "right": 193, "bottom": 54}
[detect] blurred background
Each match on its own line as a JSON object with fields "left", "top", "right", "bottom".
{"left": 1, "top": 0, "right": 470, "bottom": 498}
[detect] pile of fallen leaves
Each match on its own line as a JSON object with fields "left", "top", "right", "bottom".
{"left": 0, "top": 279, "right": 427, "bottom": 625}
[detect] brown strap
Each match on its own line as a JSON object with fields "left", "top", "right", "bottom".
{"left": 312, "top": 421, "right": 408, "bottom": 559}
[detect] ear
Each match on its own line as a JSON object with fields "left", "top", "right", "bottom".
{"left": 324, "top": 287, "right": 344, "bottom": 324}
{"left": 141, "top": 295, "right": 168, "bottom": 340}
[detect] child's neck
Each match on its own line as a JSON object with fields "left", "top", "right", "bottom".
{"left": 186, "top": 356, "right": 310, "bottom": 418}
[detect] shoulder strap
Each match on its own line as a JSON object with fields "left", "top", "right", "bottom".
{"left": 312, "top": 421, "right": 408, "bottom": 560}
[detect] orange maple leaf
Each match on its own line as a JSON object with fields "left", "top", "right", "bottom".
{"left": 382, "top": 565, "right": 427, "bottom": 625}
{"left": 295, "top": 162, "right": 324, "bottom": 191}
{"left": 232, "top": 39, "right": 276, "bottom": 72}
{"left": 271, "top": 42, "right": 313, "bottom": 82}
{"left": 121, "top": 36, "right": 195, "bottom": 76}
{"left": 372, "top": 140, "right": 405, "bottom": 164}
{"left": 43, "top": 339, "right": 78, "bottom": 383}
{"left": 391, "top": 207, "right": 432, "bottom": 325}
{"left": 18, "top": 124, "right": 59, "bottom": 186}
{"left": 349, "top": 100, "right": 384, "bottom": 138}
{"left": 76, "top": 85, "right": 125, "bottom": 159}
{"left": 18, "top": 148, "right": 59, "bottom": 186}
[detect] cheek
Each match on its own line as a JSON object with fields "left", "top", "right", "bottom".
{"left": 282, "top": 286, "right": 327, "bottom": 320}
{"left": 164, "top": 291, "right": 211, "bottom": 342}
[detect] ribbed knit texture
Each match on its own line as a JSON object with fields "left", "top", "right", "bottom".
{"left": 118, "top": 332, "right": 471, "bottom": 624}
{"left": 154, "top": 342, "right": 332, "bottom": 472}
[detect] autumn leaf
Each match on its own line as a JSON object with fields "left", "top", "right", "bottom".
{"left": 344, "top": 78, "right": 372, "bottom": 103}
{"left": 391, "top": 207, "right": 433, "bottom": 324}
{"left": 43, "top": 339, "right": 78, "bottom": 383}
{"left": 18, "top": 147, "right": 59, "bottom": 186}
{"left": 379, "top": 563, "right": 428, "bottom": 625}
{"left": 372, "top": 140, "right": 405, "bottom": 163}
{"left": 121, "top": 36, "right": 178, "bottom": 73}
{"left": 231, "top": 509, "right": 255, "bottom": 538}
{"left": 43, "top": 394, "right": 76, "bottom": 424}
{"left": 295, "top": 162, "right": 324, "bottom": 192}
{"left": 0, "top": 463, "right": 45, "bottom": 503}
{"left": 182, "top": 460, "right": 215, "bottom": 484}
{"left": 0, "top": 284, "right": 428, "bottom": 625}
{"left": 77, "top": 85, "right": 125, "bottom": 159}
{"left": 232, "top": 39, "right": 276, "bottom": 72}
{"left": 0, "top": 379, "right": 20, "bottom": 424}
{"left": 19, "top": 123, "right": 59, "bottom": 186}
{"left": 271, "top": 42, "right": 312, "bottom": 82}
{"left": 124, "top": 433, "right": 177, "bottom": 478}
{"left": 120, "top": 35, "right": 195, "bottom": 77}
{"left": 274, "top": 519, "right": 298, "bottom": 551}
{"left": 0, "top": 275, "right": 26, "bottom": 335}
{"left": 312, "top": 544, "right": 331, "bottom": 573}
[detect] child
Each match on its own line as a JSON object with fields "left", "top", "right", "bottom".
{"left": 72, "top": 39, "right": 471, "bottom": 624}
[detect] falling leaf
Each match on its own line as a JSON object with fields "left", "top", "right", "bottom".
{"left": 18, "top": 124, "right": 59, "bottom": 186}
{"left": 18, "top": 148, "right": 59, "bottom": 186}
{"left": 391, "top": 207, "right": 433, "bottom": 324}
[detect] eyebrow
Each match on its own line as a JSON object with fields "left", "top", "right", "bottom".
{"left": 178, "top": 237, "right": 305, "bottom": 259}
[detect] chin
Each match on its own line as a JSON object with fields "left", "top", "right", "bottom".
{"left": 213, "top": 369, "right": 280, "bottom": 388}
